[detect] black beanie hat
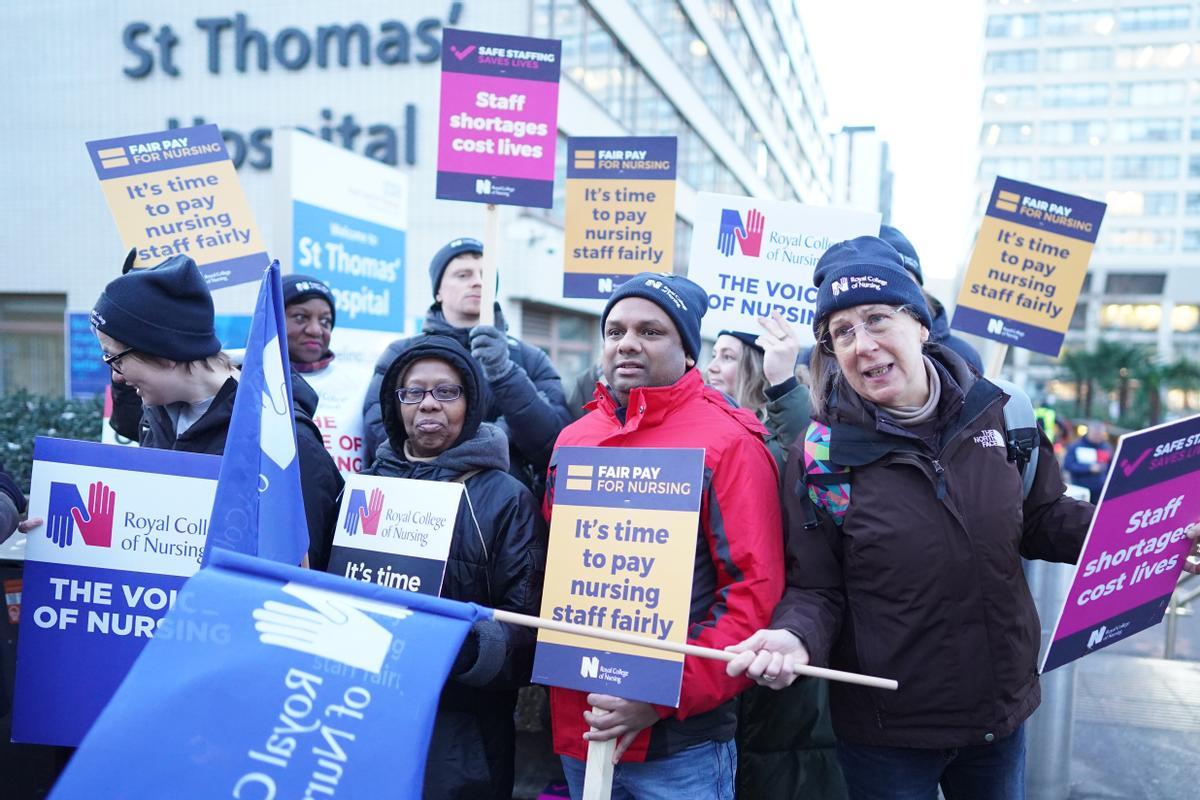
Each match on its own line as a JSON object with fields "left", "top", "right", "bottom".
{"left": 878, "top": 225, "right": 923, "bottom": 285}
{"left": 717, "top": 330, "right": 763, "bottom": 353}
{"left": 282, "top": 274, "right": 337, "bottom": 328}
{"left": 811, "top": 236, "right": 933, "bottom": 338}
{"left": 90, "top": 252, "right": 221, "bottom": 362}
{"left": 429, "top": 237, "right": 484, "bottom": 297}
{"left": 601, "top": 273, "right": 709, "bottom": 360}
{"left": 379, "top": 335, "right": 488, "bottom": 452}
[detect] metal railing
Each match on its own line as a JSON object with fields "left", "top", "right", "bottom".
{"left": 1164, "top": 572, "right": 1197, "bottom": 659}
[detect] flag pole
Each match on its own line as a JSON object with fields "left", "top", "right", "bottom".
{"left": 492, "top": 609, "right": 898, "bottom": 690}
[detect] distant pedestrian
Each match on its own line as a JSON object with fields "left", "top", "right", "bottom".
{"left": 1063, "top": 421, "right": 1113, "bottom": 504}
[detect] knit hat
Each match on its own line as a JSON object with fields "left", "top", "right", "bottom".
{"left": 379, "top": 335, "right": 488, "bottom": 452}
{"left": 282, "top": 274, "right": 337, "bottom": 327}
{"left": 429, "top": 237, "right": 484, "bottom": 297}
{"left": 601, "top": 273, "right": 708, "bottom": 360}
{"left": 90, "top": 251, "right": 220, "bottom": 362}
{"left": 878, "top": 225, "right": 923, "bottom": 285}
{"left": 811, "top": 236, "right": 933, "bottom": 338}
{"left": 717, "top": 330, "right": 763, "bottom": 353}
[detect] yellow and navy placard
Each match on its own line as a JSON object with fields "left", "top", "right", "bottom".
{"left": 952, "top": 176, "right": 1106, "bottom": 357}
{"left": 533, "top": 446, "right": 703, "bottom": 706}
{"left": 563, "top": 136, "right": 676, "bottom": 299}
{"left": 86, "top": 124, "right": 269, "bottom": 290}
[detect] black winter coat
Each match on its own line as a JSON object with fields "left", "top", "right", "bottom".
{"left": 362, "top": 305, "right": 570, "bottom": 496}
{"left": 774, "top": 346, "right": 1093, "bottom": 749}
{"left": 365, "top": 424, "right": 546, "bottom": 800}
{"left": 138, "top": 377, "right": 343, "bottom": 570}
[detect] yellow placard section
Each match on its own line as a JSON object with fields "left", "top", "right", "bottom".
{"left": 99, "top": 160, "right": 268, "bottom": 268}
{"left": 564, "top": 178, "right": 676, "bottom": 275}
{"left": 538, "top": 503, "right": 696, "bottom": 662}
{"left": 955, "top": 215, "right": 1091, "bottom": 333}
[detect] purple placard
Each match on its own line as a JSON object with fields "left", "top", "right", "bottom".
{"left": 436, "top": 28, "right": 561, "bottom": 208}
{"left": 1041, "top": 414, "right": 1200, "bottom": 672}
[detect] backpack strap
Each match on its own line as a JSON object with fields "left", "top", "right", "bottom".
{"left": 990, "top": 378, "right": 1040, "bottom": 500}
{"left": 802, "top": 420, "right": 852, "bottom": 527}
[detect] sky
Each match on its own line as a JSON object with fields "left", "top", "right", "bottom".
{"left": 798, "top": 0, "right": 985, "bottom": 292}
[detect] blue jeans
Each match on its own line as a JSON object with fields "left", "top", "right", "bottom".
{"left": 836, "top": 725, "right": 1026, "bottom": 800}
{"left": 560, "top": 739, "right": 736, "bottom": 800}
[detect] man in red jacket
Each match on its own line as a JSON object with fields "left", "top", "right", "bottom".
{"left": 545, "top": 273, "right": 784, "bottom": 798}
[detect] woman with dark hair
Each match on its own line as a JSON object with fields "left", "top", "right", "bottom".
{"left": 727, "top": 236, "right": 1107, "bottom": 799}
{"left": 367, "top": 334, "right": 546, "bottom": 800}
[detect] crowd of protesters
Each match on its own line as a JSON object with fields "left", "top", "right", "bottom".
{"left": 7, "top": 224, "right": 1200, "bottom": 800}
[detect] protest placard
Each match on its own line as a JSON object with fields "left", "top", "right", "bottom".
{"left": 436, "top": 28, "right": 561, "bottom": 208}
{"left": 86, "top": 123, "right": 269, "bottom": 290}
{"left": 563, "top": 136, "right": 676, "bottom": 299}
{"left": 12, "top": 437, "right": 219, "bottom": 746}
{"left": 952, "top": 176, "right": 1106, "bottom": 357}
{"left": 533, "top": 446, "right": 703, "bottom": 706}
{"left": 1041, "top": 413, "right": 1200, "bottom": 673}
{"left": 328, "top": 475, "right": 464, "bottom": 596}
{"left": 687, "top": 193, "right": 879, "bottom": 340}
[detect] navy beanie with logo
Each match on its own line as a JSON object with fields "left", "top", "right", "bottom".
{"left": 90, "top": 253, "right": 221, "bottom": 362}
{"left": 429, "top": 237, "right": 484, "bottom": 297}
{"left": 878, "top": 224, "right": 923, "bottom": 285}
{"left": 811, "top": 236, "right": 932, "bottom": 337}
{"left": 601, "top": 273, "right": 708, "bottom": 361}
{"left": 717, "top": 330, "right": 763, "bottom": 353}
{"left": 282, "top": 274, "right": 337, "bottom": 328}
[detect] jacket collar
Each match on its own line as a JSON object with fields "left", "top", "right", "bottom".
{"left": 585, "top": 369, "right": 762, "bottom": 436}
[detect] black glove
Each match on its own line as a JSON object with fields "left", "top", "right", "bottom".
{"left": 469, "top": 325, "right": 514, "bottom": 381}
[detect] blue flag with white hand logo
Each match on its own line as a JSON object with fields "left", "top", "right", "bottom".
{"left": 51, "top": 549, "right": 484, "bottom": 799}
{"left": 204, "top": 260, "right": 309, "bottom": 566}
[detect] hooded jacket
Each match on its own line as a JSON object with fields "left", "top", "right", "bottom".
{"left": 370, "top": 339, "right": 546, "bottom": 800}
{"left": 138, "top": 376, "right": 343, "bottom": 570}
{"left": 545, "top": 369, "right": 784, "bottom": 762}
{"left": 774, "top": 344, "right": 1093, "bottom": 749}
{"left": 927, "top": 294, "right": 984, "bottom": 375}
{"left": 363, "top": 305, "right": 571, "bottom": 495}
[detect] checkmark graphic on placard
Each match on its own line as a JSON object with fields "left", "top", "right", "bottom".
{"left": 1120, "top": 447, "right": 1152, "bottom": 477}
{"left": 451, "top": 44, "right": 476, "bottom": 61}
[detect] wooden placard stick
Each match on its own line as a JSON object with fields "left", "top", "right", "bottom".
{"left": 478, "top": 203, "right": 500, "bottom": 326}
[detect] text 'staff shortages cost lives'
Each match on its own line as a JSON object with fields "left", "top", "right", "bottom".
{"left": 436, "top": 28, "right": 561, "bottom": 208}
{"left": 563, "top": 136, "right": 677, "bottom": 299}
{"left": 952, "top": 176, "right": 1106, "bottom": 357}
{"left": 87, "top": 123, "right": 269, "bottom": 289}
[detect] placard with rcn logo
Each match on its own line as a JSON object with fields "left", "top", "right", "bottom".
{"left": 13, "top": 437, "right": 220, "bottom": 746}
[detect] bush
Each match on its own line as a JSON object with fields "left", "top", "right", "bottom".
{"left": 1, "top": 391, "right": 104, "bottom": 495}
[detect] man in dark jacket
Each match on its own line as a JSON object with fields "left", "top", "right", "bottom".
{"left": 1063, "top": 421, "right": 1113, "bottom": 503}
{"left": 363, "top": 238, "right": 571, "bottom": 496}
{"left": 90, "top": 253, "right": 342, "bottom": 569}
{"left": 0, "top": 462, "right": 27, "bottom": 543}
{"left": 368, "top": 335, "right": 546, "bottom": 800}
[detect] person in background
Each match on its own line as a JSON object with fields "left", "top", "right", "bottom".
{"left": 564, "top": 361, "right": 603, "bottom": 423}
{"left": 88, "top": 254, "right": 342, "bottom": 569}
{"left": 0, "top": 463, "right": 28, "bottom": 544}
{"left": 1063, "top": 421, "right": 1113, "bottom": 504}
{"left": 364, "top": 237, "right": 570, "bottom": 496}
{"left": 546, "top": 272, "right": 783, "bottom": 799}
{"left": 283, "top": 274, "right": 337, "bottom": 374}
{"left": 704, "top": 311, "right": 812, "bottom": 471}
{"left": 368, "top": 334, "right": 546, "bottom": 800}
{"left": 879, "top": 224, "right": 984, "bottom": 375}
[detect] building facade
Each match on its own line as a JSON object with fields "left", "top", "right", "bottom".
{"left": 978, "top": 0, "right": 1200, "bottom": 404}
{"left": 0, "top": 0, "right": 834, "bottom": 397}
{"left": 833, "top": 124, "right": 893, "bottom": 226}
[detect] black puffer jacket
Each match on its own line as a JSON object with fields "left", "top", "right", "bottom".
{"left": 367, "top": 424, "right": 546, "bottom": 800}
{"left": 138, "top": 377, "right": 343, "bottom": 570}
{"left": 362, "top": 305, "right": 570, "bottom": 495}
{"left": 774, "top": 345, "right": 1093, "bottom": 749}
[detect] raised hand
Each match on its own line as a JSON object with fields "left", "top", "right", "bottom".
{"left": 71, "top": 481, "right": 116, "bottom": 548}
{"left": 756, "top": 311, "right": 803, "bottom": 386}
{"left": 360, "top": 488, "right": 384, "bottom": 535}
{"left": 46, "top": 482, "right": 84, "bottom": 548}
{"left": 736, "top": 208, "right": 765, "bottom": 257}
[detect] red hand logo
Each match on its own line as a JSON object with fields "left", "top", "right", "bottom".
{"left": 359, "top": 488, "right": 384, "bottom": 535}
{"left": 736, "top": 209, "right": 764, "bottom": 257}
{"left": 70, "top": 481, "right": 115, "bottom": 548}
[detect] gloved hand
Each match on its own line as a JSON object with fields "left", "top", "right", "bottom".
{"left": 469, "top": 325, "right": 514, "bottom": 381}
{"left": 451, "top": 624, "right": 480, "bottom": 676}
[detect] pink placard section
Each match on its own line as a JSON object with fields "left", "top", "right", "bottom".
{"left": 437, "top": 71, "right": 559, "bottom": 180}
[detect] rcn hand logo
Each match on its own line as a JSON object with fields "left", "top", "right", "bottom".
{"left": 46, "top": 481, "right": 116, "bottom": 548}
{"left": 343, "top": 487, "right": 385, "bottom": 536}
{"left": 717, "top": 208, "right": 765, "bottom": 258}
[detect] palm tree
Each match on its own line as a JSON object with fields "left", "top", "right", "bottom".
{"left": 1166, "top": 358, "right": 1200, "bottom": 412}
{"left": 1092, "top": 340, "right": 1144, "bottom": 420}
{"left": 1131, "top": 355, "right": 1168, "bottom": 426}
{"left": 1060, "top": 348, "right": 1098, "bottom": 418}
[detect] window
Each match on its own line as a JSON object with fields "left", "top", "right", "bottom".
{"left": 1104, "top": 273, "right": 1168, "bottom": 294}
{"left": 980, "top": 122, "right": 1034, "bottom": 146}
{"left": 1173, "top": 305, "right": 1200, "bottom": 332}
{"left": 986, "top": 13, "right": 1040, "bottom": 39}
{"left": 1116, "top": 5, "right": 1190, "bottom": 32}
{"left": 1191, "top": 155, "right": 1200, "bottom": 177}
{"left": 979, "top": 157, "right": 1033, "bottom": 182}
{"left": 1115, "top": 43, "right": 1198, "bottom": 70}
{"left": 1040, "top": 119, "right": 1107, "bottom": 146}
{"left": 1116, "top": 81, "right": 1187, "bottom": 107}
{"left": 521, "top": 303, "right": 597, "bottom": 384}
{"left": 1039, "top": 156, "right": 1104, "bottom": 181}
{"left": 1044, "top": 10, "right": 1116, "bottom": 36}
{"left": 984, "top": 49, "right": 1038, "bottom": 74}
{"left": 1043, "top": 83, "right": 1109, "bottom": 108}
{"left": 1111, "top": 117, "right": 1183, "bottom": 143}
{"left": 1187, "top": 192, "right": 1200, "bottom": 215}
{"left": 1069, "top": 303, "right": 1089, "bottom": 331}
{"left": 1100, "top": 304, "right": 1163, "bottom": 332}
{"left": 1142, "top": 192, "right": 1179, "bottom": 216}
{"left": 983, "top": 85, "right": 1037, "bottom": 109}
{"left": 1101, "top": 229, "right": 1176, "bottom": 254}
{"left": 0, "top": 294, "right": 66, "bottom": 395}
{"left": 1111, "top": 155, "right": 1180, "bottom": 179}
{"left": 1043, "top": 47, "right": 1112, "bottom": 72}
{"left": 1184, "top": 230, "right": 1200, "bottom": 252}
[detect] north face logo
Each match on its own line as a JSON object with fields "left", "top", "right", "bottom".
{"left": 973, "top": 429, "right": 1005, "bottom": 448}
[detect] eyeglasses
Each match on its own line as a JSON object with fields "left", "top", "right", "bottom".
{"left": 396, "top": 384, "right": 464, "bottom": 404}
{"left": 822, "top": 306, "right": 913, "bottom": 354}
{"left": 102, "top": 347, "right": 137, "bottom": 375}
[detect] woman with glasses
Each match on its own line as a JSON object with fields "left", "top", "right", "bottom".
{"left": 367, "top": 334, "right": 546, "bottom": 800}
{"left": 727, "top": 236, "right": 1096, "bottom": 800}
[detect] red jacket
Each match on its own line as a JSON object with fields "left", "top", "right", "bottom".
{"left": 544, "top": 369, "right": 785, "bottom": 761}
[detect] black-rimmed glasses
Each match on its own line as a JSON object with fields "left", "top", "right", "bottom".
{"left": 102, "top": 347, "right": 137, "bottom": 375}
{"left": 396, "top": 384, "right": 464, "bottom": 404}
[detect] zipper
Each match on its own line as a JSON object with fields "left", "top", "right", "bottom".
{"left": 932, "top": 459, "right": 946, "bottom": 500}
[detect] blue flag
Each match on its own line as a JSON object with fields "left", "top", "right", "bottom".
{"left": 52, "top": 549, "right": 485, "bottom": 799}
{"left": 204, "top": 260, "right": 309, "bottom": 565}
